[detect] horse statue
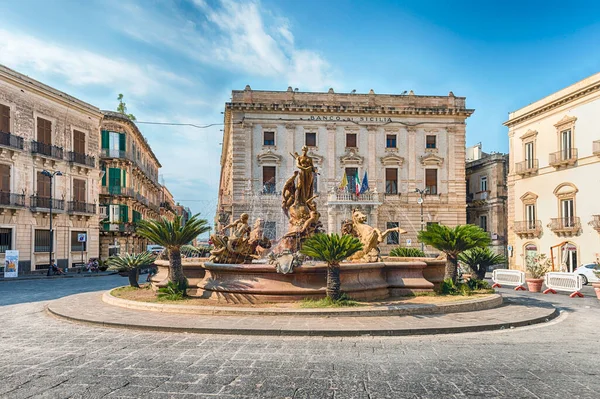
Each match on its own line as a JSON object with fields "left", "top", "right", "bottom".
{"left": 346, "top": 209, "right": 406, "bottom": 263}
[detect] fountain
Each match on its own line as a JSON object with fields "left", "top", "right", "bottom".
{"left": 152, "top": 147, "right": 441, "bottom": 302}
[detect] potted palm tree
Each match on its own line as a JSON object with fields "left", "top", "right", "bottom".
{"left": 300, "top": 233, "right": 363, "bottom": 300}
{"left": 458, "top": 247, "right": 507, "bottom": 281}
{"left": 525, "top": 253, "right": 551, "bottom": 292}
{"left": 417, "top": 224, "right": 490, "bottom": 283}
{"left": 136, "top": 214, "right": 210, "bottom": 291}
{"left": 107, "top": 252, "right": 156, "bottom": 288}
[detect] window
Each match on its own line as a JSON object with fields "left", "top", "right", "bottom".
{"left": 36, "top": 117, "right": 52, "bottom": 145}
{"left": 425, "top": 169, "right": 437, "bottom": 194}
{"left": 0, "top": 164, "right": 10, "bottom": 193}
{"left": 73, "top": 130, "right": 85, "bottom": 154}
{"left": 561, "top": 129, "right": 572, "bottom": 160}
{"left": 526, "top": 204, "right": 536, "bottom": 229}
{"left": 561, "top": 198, "right": 574, "bottom": 227}
{"left": 263, "top": 131, "right": 275, "bottom": 146}
{"left": 426, "top": 135, "right": 436, "bottom": 149}
{"left": 0, "top": 104, "right": 9, "bottom": 133}
{"left": 525, "top": 141, "right": 534, "bottom": 168}
{"left": 386, "top": 134, "right": 397, "bottom": 148}
{"left": 263, "top": 166, "right": 276, "bottom": 193}
{"left": 480, "top": 176, "right": 488, "bottom": 192}
{"left": 36, "top": 172, "right": 50, "bottom": 197}
{"left": 345, "top": 167, "right": 358, "bottom": 193}
{"left": 133, "top": 210, "right": 142, "bottom": 224}
{"left": 71, "top": 231, "right": 86, "bottom": 252}
{"left": 479, "top": 215, "right": 488, "bottom": 232}
{"left": 0, "top": 228, "right": 12, "bottom": 253}
{"left": 346, "top": 133, "right": 357, "bottom": 148}
{"left": 109, "top": 205, "right": 120, "bottom": 222}
{"left": 73, "top": 179, "right": 86, "bottom": 202}
{"left": 385, "top": 168, "right": 398, "bottom": 194}
{"left": 103, "top": 131, "right": 125, "bottom": 157}
{"left": 264, "top": 222, "right": 276, "bottom": 240}
{"left": 34, "top": 230, "right": 51, "bottom": 252}
{"left": 305, "top": 132, "right": 316, "bottom": 147}
{"left": 466, "top": 179, "right": 470, "bottom": 195}
{"left": 386, "top": 222, "right": 399, "bottom": 244}
{"left": 108, "top": 168, "right": 124, "bottom": 189}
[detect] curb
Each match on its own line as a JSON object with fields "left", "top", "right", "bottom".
{"left": 103, "top": 290, "right": 504, "bottom": 317}
{"left": 46, "top": 304, "right": 560, "bottom": 337}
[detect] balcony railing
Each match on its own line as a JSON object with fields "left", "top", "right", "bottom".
{"left": 134, "top": 160, "right": 159, "bottom": 185}
{"left": 514, "top": 220, "right": 542, "bottom": 238}
{"left": 548, "top": 217, "right": 581, "bottom": 236}
{"left": 331, "top": 192, "right": 376, "bottom": 202}
{"left": 549, "top": 148, "right": 577, "bottom": 167}
{"left": 100, "top": 148, "right": 134, "bottom": 161}
{"left": 515, "top": 159, "right": 539, "bottom": 176}
{"left": 261, "top": 183, "right": 277, "bottom": 195}
{"left": 149, "top": 203, "right": 160, "bottom": 213}
{"left": 594, "top": 141, "right": 600, "bottom": 156}
{"left": 68, "top": 201, "right": 96, "bottom": 214}
{"left": 0, "top": 131, "right": 24, "bottom": 150}
{"left": 473, "top": 191, "right": 489, "bottom": 201}
{"left": 0, "top": 192, "right": 25, "bottom": 207}
{"left": 100, "top": 222, "right": 135, "bottom": 233}
{"left": 31, "top": 141, "right": 63, "bottom": 159}
{"left": 135, "top": 192, "right": 149, "bottom": 206}
{"left": 100, "top": 186, "right": 134, "bottom": 197}
{"left": 589, "top": 215, "right": 600, "bottom": 232}
{"left": 30, "top": 196, "right": 64, "bottom": 210}
{"left": 68, "top": 151, "right": 95, "bottom": 167}
{"left": 425, "top": 185, "right": 438, "bottom": 195}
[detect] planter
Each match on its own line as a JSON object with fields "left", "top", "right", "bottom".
{"left": 526, "top": 278, "right": 544, "bottom": 293}
{"left": 592, "top": 283, "right": 600, "bottom": 300}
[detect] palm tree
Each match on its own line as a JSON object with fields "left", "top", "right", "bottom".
{"left": 107, "top": 252, "right": 156, "bottom": 288}
{"left": 300, "top": 233, "right": 363, "bottom": 300}
{"left": 136, "top": 214, "right": 210, "bottom": 288}
{"left": 418, "top": 224, "right": 490, "bottom": 283}
{"left": 458, "top": 247, "right": 506, "bottom": 280}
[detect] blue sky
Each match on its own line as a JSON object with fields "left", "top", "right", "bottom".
{"left": 1, "top": 0, "right": 600, "bottom": 222}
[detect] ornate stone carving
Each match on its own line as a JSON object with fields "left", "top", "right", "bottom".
{"left": 380, "top": 154, "right": 405, "bottom": 166}
{"left": 343, "top": 209, "right": 405, "bottom": 262}
{"left": 419, "top": 153, "right": 444, "bottom": 166}
{"left": 340, "top": 149, "right": 364, "bottom": 166}
{"left": 257, "top": 150, "right": 282, "bottom": 165}
{"left": 209, "top": 214, "right": 272, "bottom": 264}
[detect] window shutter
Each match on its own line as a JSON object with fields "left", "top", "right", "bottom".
{"left": 101, "top": 130, "right": 109, "bottom": 149}
{"left": 37, "top": 172, "right": 50, "bottom": 197}
{"left": 0, "top": 104, "right": 10, "bottom": 133}
{"left": 108, "top": 168, "right": 121, "bottom": 188}
{"left": 120, "top": 205, "right": 129, "bottom": 223}
{"left": 73, "top": 179, "right": 85, "bottom": 202}
{"left": 122, "top": 169, "right": 126, "bottom": 187}
{"left": 73, "top": 130, "right": 85, "bottom": 154}
{"left": 0, "top": 164, "right": 10, "bottom": 192}
{"left": 119, "top": 133, "right": 126, "bottom": 151}
{"left": 101, "top": 164, "right": 107, "bottom": 186}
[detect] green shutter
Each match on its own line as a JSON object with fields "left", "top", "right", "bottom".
{"left": 119, "top": 133, "right": 126, "bottom": 151}
{"left": 101, "top": 164, "right": 107, "bottom": 186}
{"left": 122, "top": 169, "right": 126, "bottom": 187}
{"left": 101, "top": 130, "right": 109, "bottom": 149}
{"left": 108, "top": 168, "right": 121, "bottom": 191}
{"left": 120, "top": 205, "right": 129, "bottom": 223}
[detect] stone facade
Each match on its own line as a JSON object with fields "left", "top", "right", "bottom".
{"left": 505, "top": 71, "right": 600, "bottom": 272}
{"left": 0, "top": 65, "right": 102, "bottom": 272}
{"left": 99, "top": 112, "right": 167, "bottom": 259}
{"left": 466, "top": 144, "right": 508, "bottom": 258}
{"left": 217, "top": 87, "right": 474, "bottom": 253}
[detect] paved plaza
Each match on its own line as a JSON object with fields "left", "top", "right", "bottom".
{"left": 1, "top": 276, "right": 599, "bottom": 398}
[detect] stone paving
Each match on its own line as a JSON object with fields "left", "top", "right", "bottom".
{"left": 0, "top": 276, "right": 599, "bottom": 398}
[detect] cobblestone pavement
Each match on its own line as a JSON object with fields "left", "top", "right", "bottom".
{"left": 1, "top": 277, "right": 599, "bottom": 398}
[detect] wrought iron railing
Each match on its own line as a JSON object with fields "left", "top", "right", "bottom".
{"left": 31, "top": 141, "right": 63, "bottom": 159}
{"left": 426, "top": 185, "right": 438, "bottom": 195}
{"left": 100, "top": 148, "right": 134, "bottom": 161}
{"left": 0, "top": 131, "right": 24, "bottom": 150}
{"left": 515, "top": 159, "right": 539, "bottom": 175}
{"left": 100, "top": 186, "right": 134, "bottom": 197}
{"left": 30, "top": 196, "right": 64, "bottom": 210}
{"left": 514, "top": 220, "right": 542, "bottom": 236}
{"left": 549, "top": 217, "right": 581, "bottom": 232}
{"left": 68, "top": 151, "right": 95, "bottom": 167}
{"left": 68, "top": 201, "right": 96, "bottom": 214}
{"left": 0, "top": 192, "right": 25, "bottom": 207}
{"left": 549, "top": 148, "right": 577, "bottom": 166}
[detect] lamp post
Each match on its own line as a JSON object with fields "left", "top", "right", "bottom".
{"left": 415, "top": 188, "right": 429, "bottom": 252}
{"left": 42, "top": 170, "right": 63, "bottom": 276}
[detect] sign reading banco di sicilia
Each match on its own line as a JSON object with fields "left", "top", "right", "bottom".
{"left": 300, "top": 115, "right": 394, "bottom": 123}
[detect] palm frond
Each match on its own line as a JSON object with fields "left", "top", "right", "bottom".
{"left": 458, "top": 247, "right": 506, "bottom": 273}
{"left": 417, "top": 224, "right": 490, "bottom": 257}
{"left": 107, "top": 252, "right": 156, "bottom": 271}
{"left": 136, "top": 214, "right": 210, "bottom": 250}
{"left": 300, "top": 233, "right": 363, "bottom": 264}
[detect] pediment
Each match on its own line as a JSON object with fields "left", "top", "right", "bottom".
{"left": 553, "top": 182, "right": 578, "bottom": 198}
{"left": 520, "top": 129, "right": 538, "bottom": 140}
{"left": 554, "top": 115, "right": 577, "bottom": 128}
{"left": 419, "top": 153, "right": 444, "bottom": 166}
{"left": 380, "top": 154, "right": 405, "bottom": 166}
{"left": 520, "top": 191, "right": 538, "bottom": 202}
{"left": 340, "top": 150, "right": 364, "bottom": 166}
{"left": 307, "top": 151, "right": 324, "bottom": 166}
{"left": 257, "top": 150, "right": 282, "bottom": 165}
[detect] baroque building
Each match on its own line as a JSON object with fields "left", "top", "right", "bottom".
{"left": 98, "top": 111, "right": 166, "bottom": 258}
{"left": 506, "top": 72, "right": 600, "bottom": 272}
{"left": 217, "top": 86, "right": 474, "bottom": 253}
{"left": 0, "top": 64, "right": 102, "bottom": 272}
{"left": 465, "top": 144, "right": 508, "bottom": 258}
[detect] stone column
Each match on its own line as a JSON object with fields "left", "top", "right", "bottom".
{"left": 407, "top": 126, "right": 417, "bottom": 192}
{"left": 327, "top": 204, "right": 336, "bottom": 234}
{"left": 285, "top": 124, "right": 296, "bottom": 177}
{"left": 326, "top": 124, "right": 337, "bottom": 189}
{"left": 367, "top": 126, "right": 377, "bottom": 188}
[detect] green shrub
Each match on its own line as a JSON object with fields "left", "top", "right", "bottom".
{"left": 441, "top": 278, "right": 492, "bottom": 296}
{"left": 301, "top": 293, "right": 360, "bottom": 308}
{"left": 157, "top": 280, "right": 188, "bottom": 301}
{"left": 389, "top": 247, "right": 426, "bottom": 257}
{"left": 440, "top": 278, "right": 457, "bottom": 295}
{"left": 466, "top": 279, "right": 490, "bottom": 291}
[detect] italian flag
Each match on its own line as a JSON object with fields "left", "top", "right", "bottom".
{"left": 355, "top": 170, "right": 361, "bottom": 196}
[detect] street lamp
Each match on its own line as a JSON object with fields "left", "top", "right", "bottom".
{"left": 415, "top": 188, "right": 429, "bottom": 252}
{"left": 42, "top": 170, "right": 63, "bottom": 276}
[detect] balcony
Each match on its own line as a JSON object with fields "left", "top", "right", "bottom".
{"left": 514, "top": 220, "right": 542, "bottom": 238}
{"left": 67, "top": 201, "right": 96, "bottom": 215}
{"left": 149, "top": 202, "right": 160, "bottom": 213}
{"left": 425, "top": 185, "right": 438, "bottom": 195}
{"left": 31, "top": 141, "right": 63, "bottom": 159}
{"left": 589, "top": 215, "right": 600, "bottom": 233}
{"left": 100, "top": 186, "right": 134, "bottom": 197}
{"left": 134, "top": 160, "right": 159, "bottom": 186}
{"left": 0, "top": 192, "right": 25, "bottom": 208}
{"left": 100, "top": 222, "right": 135, "bottom": 233}
{"left": 548, "top": 217, "right": 581, "bottom": 236}
{"left": 549, "top": 148, "right": 577, "bottom": 168}
{"left": 134, "top": 192, "right": 149, "bottom": 206}
{"left": 67, "top": 151, "right": 95, "bottom": 167}
{"left": 0, "top": 131, "right": 24, "bottom": 150}
{"left": 100, "top": 148, "right": 134, "bottom": 161}
{"left": 594, "top": 141, "right": 600, "bottom": 156}
{"left": 473, "top": 191, "right": 489, "bottom": 201}
{"left": 30, "top": 196, "right": 64, "bottom": 211}
{"left": 515, "top": 159, "right": 539, "bottom": 176}
{"left": 261, "top": 183, "right": 278, "bottom": 195}
{"left": 327, "top": 191, "right": 382, "bottom": 206}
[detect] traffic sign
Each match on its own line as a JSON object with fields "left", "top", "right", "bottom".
{"left": 77, "top": 233, "right": 87, "bottom": 243}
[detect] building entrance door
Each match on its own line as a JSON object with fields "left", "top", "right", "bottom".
{"left": 561, "top": 243, "right": 577, "bottom": 273}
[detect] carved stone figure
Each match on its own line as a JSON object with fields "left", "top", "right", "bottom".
{"left": 209, "top": 215, "right": 271, "bottom": 264}
{"left": 347, "top": 209, "right": 406, "bottom": 263}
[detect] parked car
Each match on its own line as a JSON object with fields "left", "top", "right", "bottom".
{"left": 574, "top": 263, "right": 600, "bottom": 285}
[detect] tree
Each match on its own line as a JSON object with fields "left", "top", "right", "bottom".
{"left": 107, "top": 252, "right": 156, "bottom": 288}
{"left": 418, "top": 224, "right": 490, "bottom": 283}
{"left": 117, "top": 93, "right": 136, "bottom": 121}
{"left": 458, "top": 247, "right": 506, "bottom": 280}
{"left": 300, "top": 233, "right": 363, "bottom": 300}
{"left": 136, "top": 214, "right": 210, "bottom": 288}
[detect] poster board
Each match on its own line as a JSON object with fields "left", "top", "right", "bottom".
{"left": 4, "top": 250, "right": 18, "bottom": 278}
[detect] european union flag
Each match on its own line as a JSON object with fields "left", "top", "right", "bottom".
{"left": 359, "top": 170, "right": 369, "bottom": 194}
